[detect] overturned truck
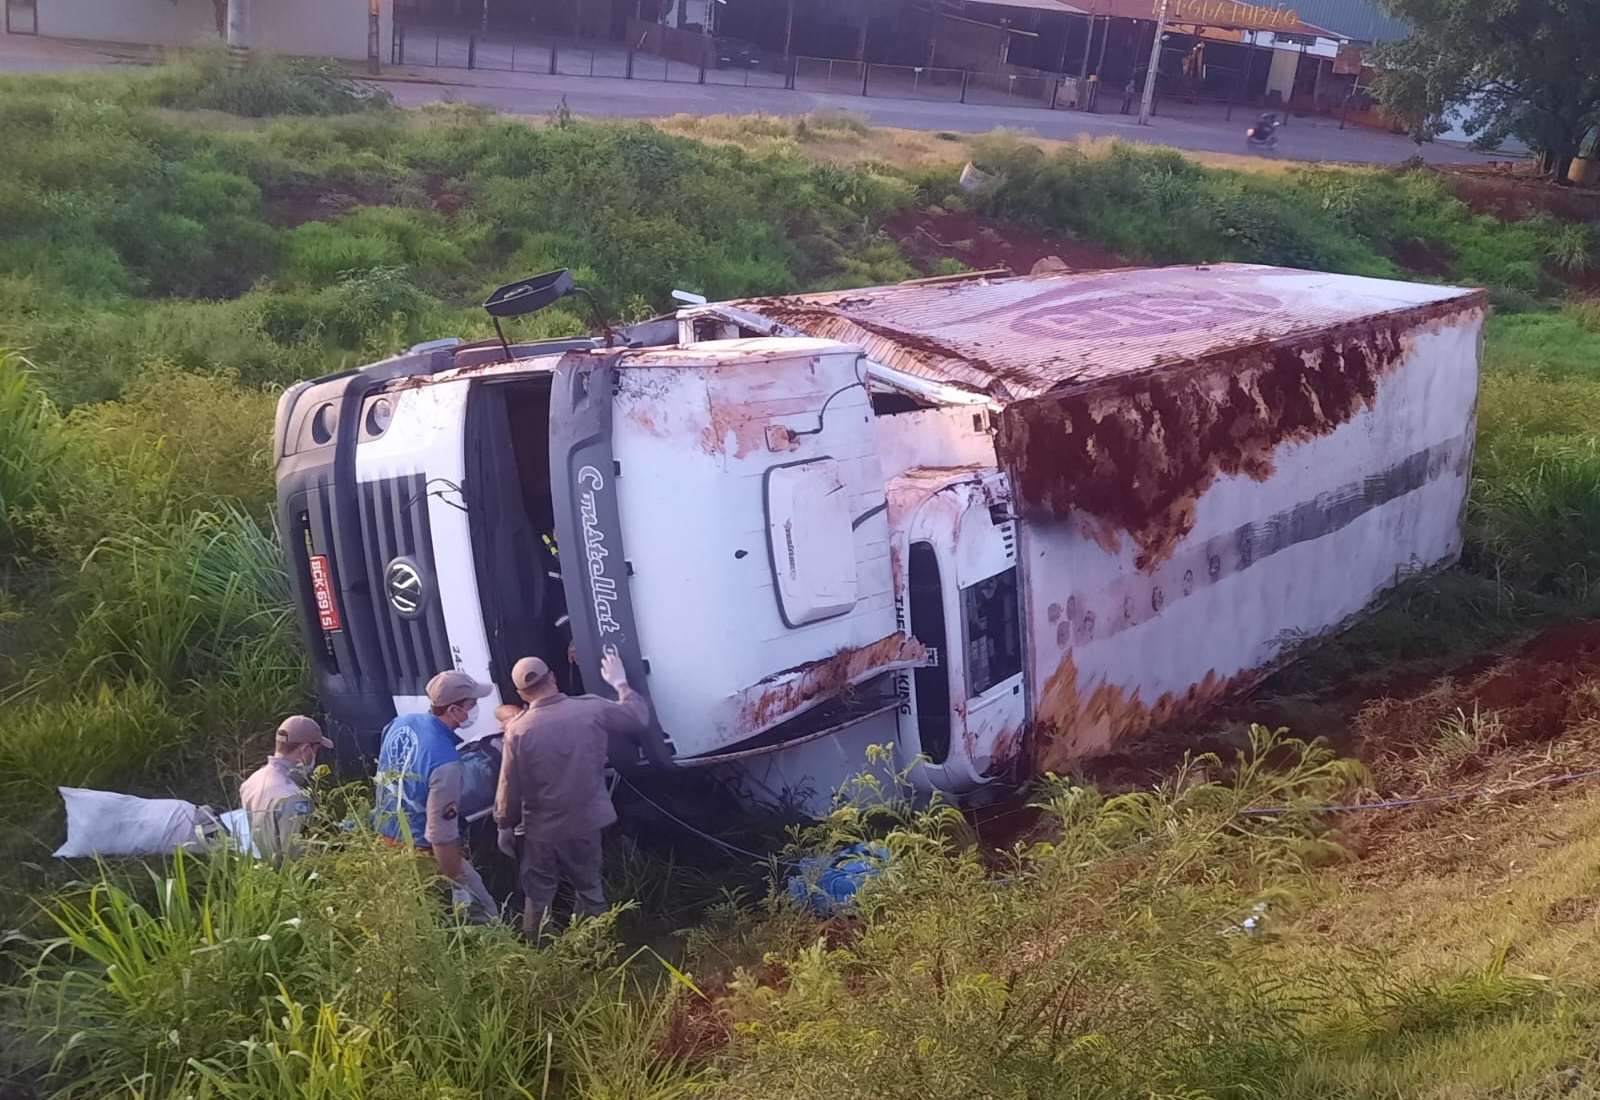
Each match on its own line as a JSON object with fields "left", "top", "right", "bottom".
{"left": 274, "top": 264, "right": 1485, "bottom": 813}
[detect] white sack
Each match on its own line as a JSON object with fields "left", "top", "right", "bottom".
{"left": 218, "top": 807, "right": 263, "bottom": 859}
{"left": 53, "top": 787, "right": 208, "bottom": 859}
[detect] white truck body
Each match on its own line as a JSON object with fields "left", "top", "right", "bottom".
{"left": 273, "top": 264, "right": 1485, "bottom": 814}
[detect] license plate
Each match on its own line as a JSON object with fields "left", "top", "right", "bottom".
{"left": 309, "top": 555, "right": 342, "bottom": 632}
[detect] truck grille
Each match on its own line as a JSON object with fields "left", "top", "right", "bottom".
{"left": 359, "top": 473, "right": 453, "bottom": 697}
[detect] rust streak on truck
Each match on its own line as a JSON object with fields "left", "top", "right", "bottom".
{"left": 1029, "top": 654, "right": 1238, "bottom": 774}
{"left": 739, "top": 632, "right": 928, "bottom": 733}
{"left": 999, "top": 301, "right": 1486, "bottom": 570}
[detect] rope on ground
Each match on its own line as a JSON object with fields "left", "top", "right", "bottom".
{"left": 617, "top": 774, "right": 799, "bottom": 866}
{"left": 1240, "top": 765, "right": 1600, "bottom": 817}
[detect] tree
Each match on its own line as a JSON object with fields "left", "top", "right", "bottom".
{"left": 1372, "top": 0, "right": 1600, "bottom": 180}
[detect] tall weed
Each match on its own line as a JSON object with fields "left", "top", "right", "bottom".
{"left": 710, "top": 731, "right": 1356, "bottom": 1099}
{"left": 9, "top": 836, "right": 671, "bottom": 1100}
{"left": 66, "top": 507, "right": 300, "bottom": 695}
{"left": 0, "top": 350, "right": 65, "bottom": 563}
{"left": 1, "top": 680, "right": 186, "bottom": 808}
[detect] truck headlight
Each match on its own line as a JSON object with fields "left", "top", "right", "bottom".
{"left": 365, "top": 396, "right": 394, "bottom": 438}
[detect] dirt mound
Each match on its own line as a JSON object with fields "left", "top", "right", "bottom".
{"left": 1437, "top": 164, "right": 1600, "bottom": 225}
{"left": 261, "top": 174, "right": 467, "bottom": 228}
{"left": 1392, "top": 237, "right": 1458, "bottom": 278}
{"left": 885, "top": 207, "right": 1128, "bottom": 277}
{"left": 1353, "top": 620, "right": 1600, "bottom": 770}
{"left": 261, "top": 177, "right": 395, "bottom": 227}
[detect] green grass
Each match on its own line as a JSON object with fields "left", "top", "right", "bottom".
{"left": 952, "top": 136, "right": 1583, "bottom": 304}
{"left": 11, "top": 731, "right": 1595, "bottom": 1099}
{"left": 8, "top": 830, "right": 686, "bottom": 1100}
{"left": 4, "top": 59, "right": 1600, "bottom": 1100}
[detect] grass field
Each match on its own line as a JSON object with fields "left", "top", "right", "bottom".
{"left": 4, "top": 54, "right": 1600, "bottom": 1100}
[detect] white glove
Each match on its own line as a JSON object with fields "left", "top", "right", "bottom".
{"left": 600, "top": 651, "right": 629, "bottom": 691}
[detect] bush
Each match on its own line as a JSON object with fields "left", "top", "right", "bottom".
{"left": 284, "top": 206, "right": 471, "bottom": 289}
{"left": 140, "top": 54, "right": 393, "bottom": 118}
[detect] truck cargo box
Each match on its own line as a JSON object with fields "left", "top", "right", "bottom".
{"left": 710, "top": 264, "right": 1486, "bottom": 782}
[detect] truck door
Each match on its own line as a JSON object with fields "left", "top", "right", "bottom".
{"left": 901, "top": 473, "right": 1028, "bottom": 793}
{"left": 951, "top": 496, "right": 1026, "bottom": 784}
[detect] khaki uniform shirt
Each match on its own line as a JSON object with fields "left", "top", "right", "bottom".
{"left": 239, "top": 756, "right": 314, "bottom": 861}
{"left": 494, "top": 688, "right": 650, "bottom": 842}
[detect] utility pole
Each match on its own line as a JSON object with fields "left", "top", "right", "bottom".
{"left": 1135, "top": 0, "right": 1169, "bottom": 126}
{"left": 368, "top": 0, "right": 382, "bottom": 73}
{"left": 225, "top": 0, "right": 249, "bottom": 64}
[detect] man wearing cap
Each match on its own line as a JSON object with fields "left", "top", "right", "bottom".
{"left": 494, "top": 651, "right": 649, "bottom": 936}
{"left": 374, "top": 669, "right": 499, "bottom": 923}
{"left": 239, "top": 715, "right": 332, "bottom": 863}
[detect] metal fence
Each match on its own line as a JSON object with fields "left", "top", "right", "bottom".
{"left": 1147, "top": 93, "right": 1261, "bottom": 122}
{"left": 792, "top": 56, "right": 867, "bottom": 96}
{"left": 702, "top": 61, "right": 789, "bottom": 89}
{"left": 962, "top": 70, "right": 1056, "bottom": 108}
{"left": 392, "top": 23, "right": 790, "bottom": 85}
{"left": 625, "top": 50, "right": 711, "bottom": 84}
{"left": 392, "top": 30, "right": 1133, "bottom": 117}
{"left": 862, "top": 63, "right": 966, "bottom": 103}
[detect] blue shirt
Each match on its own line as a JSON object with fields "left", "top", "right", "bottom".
{"left": 373, "top": 712, "right": 463, "bottom": 850}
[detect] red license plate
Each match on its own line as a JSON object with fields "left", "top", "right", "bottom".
{"left": 309, "top": 555, "right": 342, "bottom": 632}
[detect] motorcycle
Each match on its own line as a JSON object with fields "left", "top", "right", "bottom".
{"left": 1246, "top": 117, "right": 1280, "bottom": 153}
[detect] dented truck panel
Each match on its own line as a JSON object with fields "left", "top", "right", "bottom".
{"left": 882, "top": 469, "right": 1027, "bottom": 792}
{"left": 605, "top": 338, "right": 905, "bottom": 760}
{"left": 731, "top": 265, "right": 1482, "bottom": 399}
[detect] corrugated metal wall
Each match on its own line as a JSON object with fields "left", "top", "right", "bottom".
{"left": 1293, "top": 0, "right": 1412, "bottom": 42}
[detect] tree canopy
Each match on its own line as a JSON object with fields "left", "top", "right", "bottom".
{"left": 1373, "top": 0, "right": 1599, "bottom": 175}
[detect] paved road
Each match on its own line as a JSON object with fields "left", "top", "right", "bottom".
{"left": 0, "top": 30, "right": 1509, "bottom": 167}
{"left": 383, "top": 69, "right": 1504, "bottom": 166}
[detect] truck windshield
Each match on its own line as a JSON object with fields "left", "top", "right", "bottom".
{"left": 462, "top": 376, "right": 579, "bottom": 700}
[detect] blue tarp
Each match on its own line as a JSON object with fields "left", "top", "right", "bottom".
{"left": 785, "top": 843, "right": 890, "bottom": 916}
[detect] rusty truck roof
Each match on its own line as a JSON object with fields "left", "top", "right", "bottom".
{"left": 729, "top": 264, "right": 1485, "bottom": 401}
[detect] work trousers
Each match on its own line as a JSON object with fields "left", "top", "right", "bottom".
{"left": 450, "top": 858, "right": 499, "bottom": 925}
{"left": 521, "top": 833, "right": 606, "bottom": 930}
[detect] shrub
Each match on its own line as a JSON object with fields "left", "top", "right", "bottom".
{"left": 139, "top": 54, "right": 394, "bottom": 118}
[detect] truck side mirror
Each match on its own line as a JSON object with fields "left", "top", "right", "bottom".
{"left": 484, "top": 270, "right": 576, "bottom": 318}
{"left": 482, "top": 270, "right": 615, "bottom": 354}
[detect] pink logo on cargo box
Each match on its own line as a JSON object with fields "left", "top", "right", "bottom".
{"left": 953, "top": 281, "right": 1283, "bottom": 341}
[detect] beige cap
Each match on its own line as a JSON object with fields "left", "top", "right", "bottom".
{"left": 277, "top": 715, "right": 334, "bottom": 749}
{"left": 511, "top": 656, "right": 552, "bottom": 690}
{"left": 426, "top": 669, "right": 493, "bottom": 708}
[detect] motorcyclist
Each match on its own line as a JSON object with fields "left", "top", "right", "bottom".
{"left": 1251, "top": 112, "right": 1278, "bottom": 141}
